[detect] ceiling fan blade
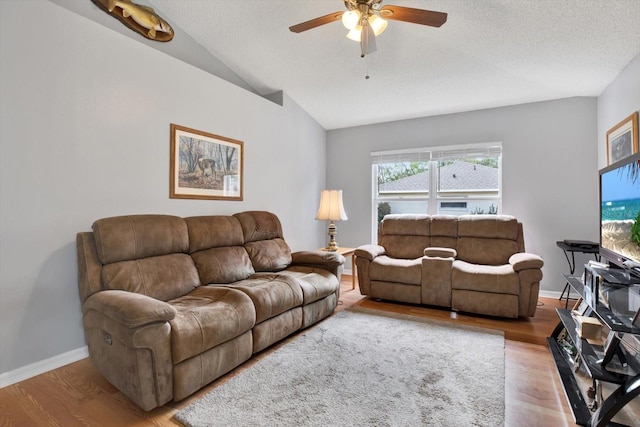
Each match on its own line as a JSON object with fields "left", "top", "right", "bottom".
{"left": 380, "top": 5, "right": 447, "bottom": 27}
{"left": 289, "top": 11, "right": 343, "bottom": 33}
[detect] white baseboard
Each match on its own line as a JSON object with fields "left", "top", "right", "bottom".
{"left": 539, "top": 290, "right": 564, "bottom": 299}
{"left": 0, "top": 346, "right": 88, "bottom": 388}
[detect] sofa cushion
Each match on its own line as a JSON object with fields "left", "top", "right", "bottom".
{"left": 169, "top": 286, "right": 256, "bottom": 364}
{"left": 430, "top": 215, "right": 458, "bottom": 236}
{"left": 379, "top": 236, "right": 431, "bottom": 260}
{"left": 455, "top": 215, "right": 520, "bottom": 265}
{"left": 234, "top": 211, "right": 284, "bottom": 243}
{"left": 430, "top": 215, "right": 458, "bottom": 249}
{"left": 185, "top": 216, "right": 244, "bottom": 252}
{"left": 451, "top": 260, "right": 519, "bottom": 295}
{"left": 101, "top": 253, "right": 200, "bottom": 301}
{"left": 184, "top": 216, "right": 255, "bottom": 283}
{"left": 369, "top": 256, "right": 423, "bottom": 285}
{"left": 93, "top": 215, "right": 189, "bottom": 264}
{"left": 224, "top": 273, "right": 304, "bottom": 323}
{"left": 234, "top": 211, "right": 292, "bottom": 271}
{"left": 244, "top": 238, "right": 292, "bottom": 272}
{"left": 191, "top": 247, "right": 255, "bottom": 284}
{"left": 456, "top": 237, "right": 519, "bottom": 265}
{"left": 457, "top": 215, "right": 518, "bottom": 239}
{"left": 381, "top": 214, "right": 431, "bottom": 235}
{"left": 278, "top": 267, "right": 340, "bottom": 305}
{"left": 379, "top": 215, "right": 431, "bottom": 259}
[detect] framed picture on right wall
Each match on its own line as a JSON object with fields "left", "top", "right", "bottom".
{"left": 606, "top": 111, "right": 639, "bottom": 165}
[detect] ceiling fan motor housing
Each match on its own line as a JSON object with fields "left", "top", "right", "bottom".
{"left": 345, "top": 0, "right": 383, "bottom": 15}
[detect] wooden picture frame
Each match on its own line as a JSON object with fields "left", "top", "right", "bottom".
{"left": 606, "top": 112, "right": 639, "bottom": 165}
{"left": 170, "top": 124, "right": 243, "bottom": 200}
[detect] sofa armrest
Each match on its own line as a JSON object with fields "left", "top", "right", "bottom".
{"left": 509, "top": 253, "right": 544, "bottom": 272}
{"left": 83, "top": 290, "right": 177, "bottom": 328}
{"left": 291, "top": 250, "right": 345, "bottom": 270}
{"left": 424, "top": 247, "right": 457, "bottom": 258}
{"left": 354, "top": 245, "right": 385, "bottom": 261}
{"left": 510, "top": 254, "right": 544, "bottom": 317}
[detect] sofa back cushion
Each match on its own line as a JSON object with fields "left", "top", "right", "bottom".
{"left": 102, "top": 254, "right": 200, "bottom": 301}
{"left": 184, "top": 216, "right": 255, "bottom": 284}
{"left": 234, "top": 211, "right": 292, "bottom": 271}
{"left": 379, "top": 214, "right": 431, "bottom": 259}
{"left": 93, "top": 215, "right": 189, "bottom": 264}
{"left": 92, "top": 215, "right": 200, "bottom": 301}
{"left": 455, "top": 215, "right": 520, "bottom": 265}
{"left": 429, "top": 215, "right": 458, "bottom": 249}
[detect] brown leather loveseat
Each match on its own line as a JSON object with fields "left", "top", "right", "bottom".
{"left": 355, "top": 214, "right": 543, "bottom": 318}
{"left": 76, "top": 211, "right": 343, "bottom": 410}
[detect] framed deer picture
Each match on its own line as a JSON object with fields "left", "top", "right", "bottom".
{"left": 606, "top": 112, "right": 638, "bottom": 165}
{"left": 170, "top": 124, "right": 243, "bottom": 200}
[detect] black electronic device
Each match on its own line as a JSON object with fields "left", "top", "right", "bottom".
{"left": 583, "top": 264, "right": 640, "bottom": 327}
{"left": 584, "top": 264, "right": 640, "bottom": 330}
{"left": 584, "top": 264, "right": 601, "bottom": 309}
{"left": 564, "top": 239, "right": 598, "bottom": 249}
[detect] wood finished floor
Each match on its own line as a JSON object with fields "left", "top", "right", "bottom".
{"left": 0, "top": 276, "right": 577, "bottom": 426}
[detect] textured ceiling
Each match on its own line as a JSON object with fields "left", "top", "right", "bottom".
{"left": 148, "top": 0, "right": 640, "bottom": 130}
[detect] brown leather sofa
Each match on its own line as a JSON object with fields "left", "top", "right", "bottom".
{"left": 355, "top": 214, "right": 543, "bottom": 318}
{"left": 76, "top": 211, "right": 343, "bottom": 411}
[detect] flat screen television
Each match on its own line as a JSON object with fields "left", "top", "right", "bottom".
{"left": 600, "top": 151, "right": 640, "bottom": 277}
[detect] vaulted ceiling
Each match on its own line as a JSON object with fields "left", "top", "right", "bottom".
{"left": 147, "top": 1, "right": 640, "bottom": 129}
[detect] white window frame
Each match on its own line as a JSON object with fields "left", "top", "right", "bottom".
{"left": 371, "top": 142, "right": 502, "bottom": 242}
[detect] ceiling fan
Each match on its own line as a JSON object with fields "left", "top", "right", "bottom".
{"left": 289, "top": 0, "right": 447, "bottom": 57}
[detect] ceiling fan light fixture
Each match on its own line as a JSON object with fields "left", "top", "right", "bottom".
{"left": 346, "top": 25, "right": 362, "bottom": 42}
{"left": 368, "top": 15, "right": 387, "bottom": 36}
{"left": 341, "top": 10, "right": 361, "bottom": 30}
{"left": 289, "top": 2, "right": 448, "bottom": 57}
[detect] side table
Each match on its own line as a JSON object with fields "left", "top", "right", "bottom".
{"left": 317, "top": 247, "right": 356, "bottom": 290}
{"left": 555, "top": 240, "right": 599, "bottom": 308}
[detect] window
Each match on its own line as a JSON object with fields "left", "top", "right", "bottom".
{"left": 372, "top": 143, "right": 502, "bottom": 240}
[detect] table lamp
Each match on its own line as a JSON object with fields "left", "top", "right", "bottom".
{"left": 315, "top": 189, "right": 348, "bottom": 251}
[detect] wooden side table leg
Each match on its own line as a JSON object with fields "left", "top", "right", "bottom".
{"left": 352, "top": 253, "right": 356, "bottom": 290}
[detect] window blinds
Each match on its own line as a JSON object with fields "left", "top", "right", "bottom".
{"left": 371, "top": 143, "right": 502, "bottom": 164}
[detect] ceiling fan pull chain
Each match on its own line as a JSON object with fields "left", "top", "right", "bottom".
{"left": 364, "top": 55, "right": 370, "bottom": 79}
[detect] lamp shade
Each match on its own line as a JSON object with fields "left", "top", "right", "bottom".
{"left": 315, "top": 190, "right": 348, "bottom": 221}
{"left": 341, "top": 10, "right": 360, "bottom": 30}
{"left": 368, "top": 15, "right": 387, "bottom": 36}
{"left": 346, "top": 25, "right": 362, "bottom": 42}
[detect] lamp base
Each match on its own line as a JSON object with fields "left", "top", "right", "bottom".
{"left": 326, "top": 221, "right": 339, "bottom": 252}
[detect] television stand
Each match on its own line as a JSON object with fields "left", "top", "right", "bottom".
{"left": 547, "top": 274, "right": 640, "bottom": 426}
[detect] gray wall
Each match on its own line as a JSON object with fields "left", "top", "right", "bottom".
{"left": 327, "top": 97, "right": 599, "bottom": 293}
{"left": 48, "top": 0, "right": 259, "bottom": 96}
{"left": 0, "top": 0, "right": 327, "bottom": 375}
{"left": 598, "top": 53, "right": 640, "bottom": 169}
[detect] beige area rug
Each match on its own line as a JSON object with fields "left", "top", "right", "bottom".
{"left": 173, "top": 307, "right": 505, "bottom": 427}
